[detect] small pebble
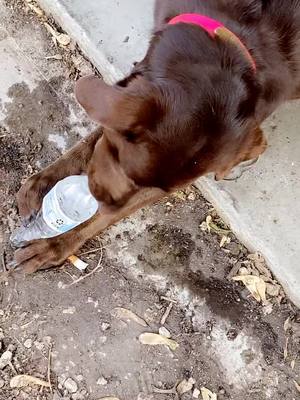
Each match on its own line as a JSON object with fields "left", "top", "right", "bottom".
{"left": 64, "top": 377, "right": 78, "bottom": 393}
{"left": 193, "top": 388, "right": 200, "bottom": 398}
{"left": 97, "top": 376, "right": 108, "bottom": 386}
{"left": 101, "top": 322, "right": 110, "bottom": 331}
{"left": 23, "top": 339, "right": 32, "bottom": 349}
{"left": 0, "top": 350, "right": 13, "bottom": 369}
{"left": 0, "top": 378, "right": 5, "bottom": 388}
{"left": 159, "top": 326, "right": 171, "bottom": 338}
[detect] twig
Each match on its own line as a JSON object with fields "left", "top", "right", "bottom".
{"left": 1, "top": 252, "right": 7, "bottom": 272}
{"left": 160, "top": 296, "right": 177, "bottom": 304}
{"left": 64, "top": 246, "right": 103, "bottom": 288}
{"left": 160, "top": 302, "right": 173, "bottom": 325}
{"left": 47, "top": 344, "right": 53, "bottom": 393}
{"left": 78, "top": 247, "right": 103, "bottom": 256}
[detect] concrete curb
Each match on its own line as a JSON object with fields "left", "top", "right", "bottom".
{"left": 38, "top": 0, "right": 123, "bottom": 84}
{"left": 36, "top": 0, "right": 300, "bottom": 307}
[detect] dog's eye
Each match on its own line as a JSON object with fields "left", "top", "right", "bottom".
{"left": 123, "top": 130, "right": 137, "bottom": 143}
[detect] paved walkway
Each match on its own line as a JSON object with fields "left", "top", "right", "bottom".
{"left": 37, "top": 0, "right": 300, "bottom": 306}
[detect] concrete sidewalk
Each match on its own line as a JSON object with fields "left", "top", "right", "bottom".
{"left": 37, "top": 0, "right": 300, "bottom": 306}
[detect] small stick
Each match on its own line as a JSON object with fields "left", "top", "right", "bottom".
{"left": 64, "top": 246, "right": 103, "bottom": 288}
{"left": 78, "top": 247, "right": 103, "bottom": 256}
{"left": 160, "top": 302, "right": 173, "bottom": 325}
{"left": 160, "top": 296, "right": 177, "bottom": 304}
{"left": 47, "top": 344, "right": 53, "bottom": 393}
{"left": 1, "top": 252, "right": 7, "bottom": 272}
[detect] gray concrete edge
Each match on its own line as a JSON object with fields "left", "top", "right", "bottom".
{"left": 37, "top": 0, "right": 124, "bottom": 84}
{"left": 36, "top": 0, "right": 299, "bottom": 307}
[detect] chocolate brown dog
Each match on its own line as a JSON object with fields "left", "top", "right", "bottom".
{"left": 15, "top": 0, "right": 300, "bottom": 272}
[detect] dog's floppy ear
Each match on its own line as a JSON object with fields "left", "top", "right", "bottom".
{"left": 75, "top": 75, "right": 155, "bottom": 131}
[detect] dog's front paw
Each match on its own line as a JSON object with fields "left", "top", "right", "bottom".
{"left": 17, "top": 173, "right": 56, "bottom": 224}
{"left": 14, "top": 236, "right": 74, "bottom": 274}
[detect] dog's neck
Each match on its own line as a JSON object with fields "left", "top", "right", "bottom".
{"left": 168, "top": 13, "right": 256, "bottom": 72}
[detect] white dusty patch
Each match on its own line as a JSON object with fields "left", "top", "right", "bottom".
{"left": 48, "top": 133, "right": 67, "bottom": 152}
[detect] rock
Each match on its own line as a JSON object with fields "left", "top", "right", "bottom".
{"left": 187, "top": 192, "right": 196, "bottom": 201}
{"left": 193, "top": 388, "right": 200, "bottom": 398}
{"left": 23, "top": 339, "right": 32, "bottom": 349}
{"left": 64, "top": 377, "right": 78, "bottom": 393}
{"left": 97, "top": 376, "right": 108, "bottom": 386}
{"left": 0, "top": 350, "right": 13, "bottom": 369}
{"left": 0, "top": 378, "right": 5, "bottom": 388}
{"left": 101, "top": 322, "right": 110, "bottom": 331}
{"left": 226, "top": 242, "right": 241, "bottom": 256}
{"left": 159, "top": 327, "right": 171, "bottom": 338}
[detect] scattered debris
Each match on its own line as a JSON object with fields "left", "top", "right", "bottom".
{"left": 200, "top": 215, "right": 231, "bottom": 236}
{"left": 232, "top": 274, "right": 266, "bottom": 303}
{"left": 10, "top": 374, "right": 50, "bottom": 388}
{"left": 201, "top": 387, "right": 217, "bottom": 400}
{"left": 139, "top": 333, "right": 178, "bottom": 351}
{"left": 176, "top": 378, "right": 195, "bottom": 395}
{"left": 111, "top": 307, "right": 147, "bottom": 327}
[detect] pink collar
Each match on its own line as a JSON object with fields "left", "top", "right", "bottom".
{"left": 168, "top": 14, "right": 256, "bottom": 72}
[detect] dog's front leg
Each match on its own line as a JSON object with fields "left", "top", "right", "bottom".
{"left": 14, "top": 187, "right": 166, "bottom": 273}
{"left": 17, "top": 128, "right": 102, "bottom": 223}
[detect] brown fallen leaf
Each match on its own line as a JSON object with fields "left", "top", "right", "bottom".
{"left": 10, "top": 375, "right": 50, "bottom": 388}
{"left": 177, "top": 378, "right": 195, "bottom": 395}
{"left": 139, "top": 333, "right": 178, "bottom": 351}
{"left": 111, "top": 307, "right": 147, "bottom": 327}
{"left": 201, "top": 387, "right": 217, "bottom": 400}
{"left": 232, "top": 275, "right": 266, "bottom": 302}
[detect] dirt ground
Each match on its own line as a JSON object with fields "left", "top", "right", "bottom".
{"left": 0, "top": 1, "right": 300, "bottom": 399}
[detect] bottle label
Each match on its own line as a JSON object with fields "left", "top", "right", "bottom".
{"left": 42, "top": 186, "right": 79, "bottom": 233}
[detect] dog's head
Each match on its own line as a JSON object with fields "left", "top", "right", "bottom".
{"left": 76, "top": 25, "right": 266, "bottom": 206}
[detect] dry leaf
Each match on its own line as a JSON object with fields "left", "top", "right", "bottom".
{"left": 10, "top": 375, "right": 50, "bottom": 388}
{"left": 294, "top": 380, "right": 300, "bottom": 393}
{"left": 232, "top": 275, "right": 266, "bottom": 302}
{"left": 28, "top": 3, "right": 44, "bottom": 16}
{"left": 220, "top": 235, "right": 230, "bottom": 248}
{"left": 44, "top": 23, "right": 71, "bottom": 46}
{"left": 139, "top": 333, "right": 178, "bottom": 351}
{"left": 111, "top": 307, "right": 147, "bottom": 327}
{"left": 177, "top": 378, "right": 195, "bottom": 395}
{"left": 284, "top": 317, "right": 292, "bottom": 332}
{"left": 266, "top": 283, "right": 280, "bottom": 297}
{"left": 201, "top": 387, "right": 217, "bottom": 400}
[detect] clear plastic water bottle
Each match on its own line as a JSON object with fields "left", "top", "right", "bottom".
{"left": 11, "top": 175, "right": 99, "bottom": 247}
